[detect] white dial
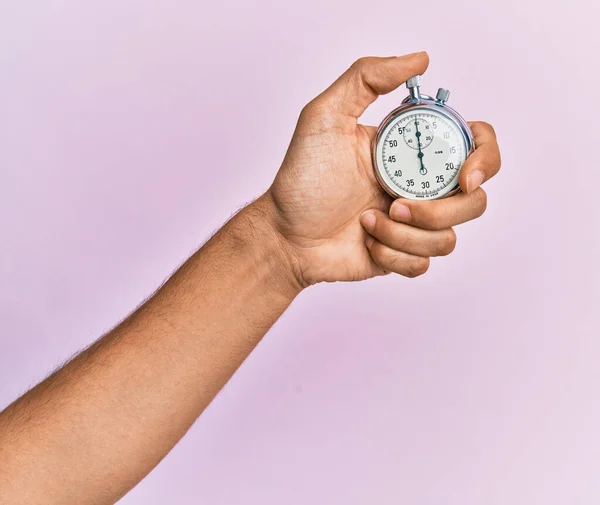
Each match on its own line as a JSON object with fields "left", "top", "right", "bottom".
{"left": 375, "top": 108, "right": 469, "bottom": 200}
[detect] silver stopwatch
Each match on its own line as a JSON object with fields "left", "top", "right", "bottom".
{"left": 372, "top": 75, "right": 474, "bottom": 200}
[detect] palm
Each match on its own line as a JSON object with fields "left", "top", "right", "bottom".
{"left": 268, "top": 54, "right": 430, "bottom": 285}
{"left": 270, "top": 113, "right": 391, "bottom": 284}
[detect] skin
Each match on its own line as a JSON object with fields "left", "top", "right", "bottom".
{"left": 0, "top": 52, "right": 500, "bottom": 505}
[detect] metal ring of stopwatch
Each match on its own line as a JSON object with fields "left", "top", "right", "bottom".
{"left": 372, "top": 97, "right": 475, "bottom": 200}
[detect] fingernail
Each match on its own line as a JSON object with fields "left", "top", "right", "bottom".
{"left": 466, "top": 170, "right": 485, "bottom": 193}
{"left": 390, "top": 203, "right": 411, "bottom": 222}
{"left": 360, "top": 211, "right": 376, "bottom": 231}
{"left": 365, "top": 236, "right": 375, "bottom": 249}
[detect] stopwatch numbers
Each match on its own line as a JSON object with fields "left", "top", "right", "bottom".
{"left": 376, "top": 108, "right": 469, "bottom": 200}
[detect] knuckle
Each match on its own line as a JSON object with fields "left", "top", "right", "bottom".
{"left": 495, "top": 149, "right": 503, "bottom": 171}
{"left": 351, "top": 57, "right": 373, "bottom": 71}
{"left": 474, "top": 120, "right": 496, "bottom": 138}
{"left": 300, "top": 98, "right": 323, "bottom": 118}
{"left": 298, "top": 100, "right": 336, "bottom": 132}
{"left": 406, "top": 257, "right": 430, "bottom": 278}
{"left": 391, "top": 228, "right": 412, "bottom": 252}
{"left": 482, "top": 121, "right": 497, "bottom": 138}
{"left": 369, "top": 242, "right": 388, "bottom": 268}
{"left": 423, "top": 207, "right": 444, "bottom": 230}
{"left": 474, "top": 189, "right": 488, "bottom": 217}
{"left": 375, "top": 245, "right": 404, "bottom": 274}
{"left": 437, "top": 229, "right": 457, "bottom": 256}
{"left": 350, "top": 57, "right": 378, "bottom": 96}
{"left": 384, "top": 249, "right": 403, "bottom": 271}
{"left": 299, "top": 101, "right": 317, "bottom": 121}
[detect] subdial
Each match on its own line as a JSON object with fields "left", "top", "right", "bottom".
{"left": 402, "top": 118, "right": 434, "bottom": 149}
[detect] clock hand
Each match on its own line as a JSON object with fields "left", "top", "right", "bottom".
{"left": 414, "top": 119, "right": 427, "bottom": 175}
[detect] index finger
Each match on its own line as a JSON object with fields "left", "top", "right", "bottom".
{"left": 459, "top": 121, "right": 501, "bottom": 194}
{"left": 309, "top": 52, "right": 430, "bottom": 119}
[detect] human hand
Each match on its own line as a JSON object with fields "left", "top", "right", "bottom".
{"left": 264, "top": 52, "right": 501, "bottom": 286}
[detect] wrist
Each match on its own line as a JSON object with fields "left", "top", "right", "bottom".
{"left": 230, "top": 193, "right": 307, "bottom": 296}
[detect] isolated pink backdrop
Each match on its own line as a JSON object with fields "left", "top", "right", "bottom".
{"left": 1, "top": 1, "right": 600, "bottom": 504}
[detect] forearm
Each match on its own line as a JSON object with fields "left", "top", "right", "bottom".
{"left": 0, "top": 193, "right": 302, "bottom": 505}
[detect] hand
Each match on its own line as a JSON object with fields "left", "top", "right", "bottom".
{"left": 265, "top": 52, "right": 501, "bottom": 286}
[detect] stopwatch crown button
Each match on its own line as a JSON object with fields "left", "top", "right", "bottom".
{"left": 406, "top": 75, "right": 422, "bottom": 89}
{"left": 436, "top": 88, "right": 450, "bottom": 103}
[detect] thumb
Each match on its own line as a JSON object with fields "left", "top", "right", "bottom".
{"left": 309, "top": 52, "right": 429, "bottom": 119}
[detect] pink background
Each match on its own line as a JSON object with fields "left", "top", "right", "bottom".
{"left": 1, "top": 1, "right": 600, "bottom": 504}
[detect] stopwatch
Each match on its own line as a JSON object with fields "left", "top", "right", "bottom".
{"left": 372, "top": 75, "right": 474, "bottom": 200}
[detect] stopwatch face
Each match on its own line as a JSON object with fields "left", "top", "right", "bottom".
{"left": 374, "top": 107, "right": 469, "bottom": 200}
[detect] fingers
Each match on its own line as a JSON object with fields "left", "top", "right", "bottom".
{"left": 359, "top": 120, "right": 496, "bottom": 279}
{"left": 309, "top": 52, "right": 429, "bottom": 119}
{"left": 388, "top": 188, "right": 488, "bottom": 231}
{"left": 459, "top": 121, "right": 501, "bottom": 194}
{"left": 360, "top": 208, "right": 456, "bottom": 280}
{"left": 360, "top": 209, "right": 456, "bottom": 257}
{"left": 365, "top": 237, "right": 431, "bottom": 278}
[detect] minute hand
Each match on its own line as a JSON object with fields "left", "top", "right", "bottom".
{"left": 414, "top": 119, "right": 427, "bottom": 174}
